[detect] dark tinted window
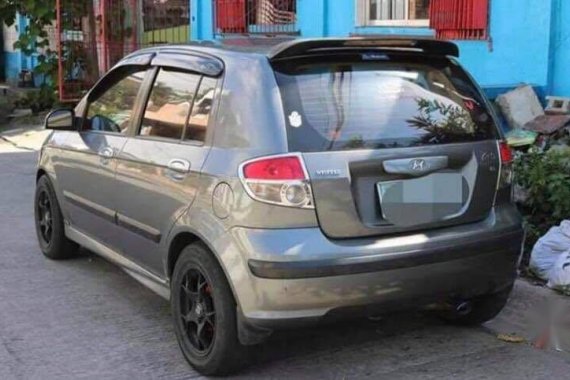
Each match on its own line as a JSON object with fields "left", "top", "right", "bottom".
{"left": 86, "top": 69, "right": 146, "bottom": 134}
{"left": 185, "top": 76, "right": 217, "bottom": 142}
{"left": 140, "top": 69, "right": 201, "bottom": 139}
{"left": 274, "top": 55, "right": 498, "bottom": 152}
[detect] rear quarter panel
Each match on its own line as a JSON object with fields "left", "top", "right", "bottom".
{"left": 199, "top": 53, "right": 319, "bottom": 230}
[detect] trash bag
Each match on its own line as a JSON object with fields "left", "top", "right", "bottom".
{"left": 529, "top": 220, "right": 570, "bottom": 280}
{"left": 547, "top": 250, "right": 570, "bottom": 294}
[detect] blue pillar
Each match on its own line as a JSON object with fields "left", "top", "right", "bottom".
{"left": 324, "top": 0, "right": 355, "bottom": 37}
{"left": 190, "top": 0, "right": 197, "bottom": 40}
{"left": 549, "top": 0, "right": 570, "bottom": 96}
{"left": 191, "top": 0, "right": 214, "bottom": 41}
{"left": 297, "top": 0, "right": 326, "bottom": 37}
{"left": 18, "top": 14, "right": 27, "bottom": 71}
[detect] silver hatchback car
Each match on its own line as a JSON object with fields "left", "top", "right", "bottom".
{"left": 36, "top": 38, "right": 524, "bottom": 375}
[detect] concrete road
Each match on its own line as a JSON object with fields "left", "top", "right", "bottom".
{"left": 1, "top": 144, "right": 570, "bottom": 379}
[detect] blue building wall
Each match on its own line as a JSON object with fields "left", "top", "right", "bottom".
{"left": 5, "top": 1, "right": 568, "bottom": 96}
{"left": 192, "top": 0, "right": 570, "bottom": 97}
{"left": 299, "top": 0, "right": 554, "bottom": 94}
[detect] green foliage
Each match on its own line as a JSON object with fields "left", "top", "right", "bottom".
{"left": 15, "top": 86, "right": 56, "bottom": 115}
{"left": 407, "top": 98, "right": 479, "bottom": 144}
{"left": 1, "top": 0, "right": 57, "bottom": 111}
{"left": 515, "top": 148, "right": 570, "bottom": 242}
{"left": 1, "top": 0, "right": 55, "bottom": 55}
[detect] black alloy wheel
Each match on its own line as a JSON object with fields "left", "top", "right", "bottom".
{"left": 180, "top": 268, "right": 216, "bottom": 355}
{"left": 36, "top": 188, "right": 53, "bottom": 246}
{"left": 34, "top": 175, "right": 78, "bottom": 260}
{"left": 171, "top": 243, "right": 245, "bottom": 375}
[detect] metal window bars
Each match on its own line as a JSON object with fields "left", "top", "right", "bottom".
{"left": 214, "top": 0, "right": 298, "bottom": 36}
{"left": 366, "top": 0, "right": 431, "bottom": 21}
{"left": 429, "top": 0, "right": 489, "bottom": 40}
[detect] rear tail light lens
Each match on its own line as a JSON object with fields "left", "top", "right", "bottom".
{"left": 243, "top": 156, "right": 305, "bottom": 180}
{"left": 240, "top": 154, "right": 314, "bottom": 209}
{"left": 498, "top": 141, "right": 514, "bottom": 189}
{"left": 499, "top": 141, "right": 514, "bottom": 164}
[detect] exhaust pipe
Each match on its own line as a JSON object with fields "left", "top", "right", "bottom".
{"left": 455, "top": 301, "right": 473, "bottom": 316}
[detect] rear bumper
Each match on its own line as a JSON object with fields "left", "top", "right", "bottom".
{"left": 248, "top": 228, "right": 523, "bottom": 279}
{"left": 218, "top": 205, "right": 524, "bottom": 329}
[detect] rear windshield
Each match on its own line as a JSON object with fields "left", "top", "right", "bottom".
{"left": 273, "top": 54, "right": 498, "bottom": 152}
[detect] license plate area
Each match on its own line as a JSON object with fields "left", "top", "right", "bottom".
{"left": 377, "top": 173, "right": 466, "bottom": 227}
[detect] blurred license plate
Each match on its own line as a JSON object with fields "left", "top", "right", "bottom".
{"left": 377, "top": 173, "right": 464, "bottom": 226}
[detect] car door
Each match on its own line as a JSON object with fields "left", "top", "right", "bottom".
{"left": 114, "top": 59, "right": 220, "bottom": 275}
{"left": 56, "top": 65, "right": 152, "bottom": 250}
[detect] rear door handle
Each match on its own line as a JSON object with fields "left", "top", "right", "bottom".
{"left": 98, "top": 146, "right": 114, "bottom": 163}
{"left": 166, "top": 159, "right": 191, "bottom": 180}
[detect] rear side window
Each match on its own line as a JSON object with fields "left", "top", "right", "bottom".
{"left": 140, "top": 69, "right": 201, "bottom": 139}
{"left": 274, "top": 54, "right": 498, "bottom": 152}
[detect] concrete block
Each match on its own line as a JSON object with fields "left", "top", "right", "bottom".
{"left": 545, "top": 96, "right": 570, "bottom": 114}
{"left": 496, "top": 85, "right": 544, "bottom": 129}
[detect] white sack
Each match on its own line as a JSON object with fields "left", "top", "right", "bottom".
{"left": 529, "top": 220, "right": 570, "bottom": 280}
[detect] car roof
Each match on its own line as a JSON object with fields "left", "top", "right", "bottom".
{"left": 126, "top": 37, "right": 460, "bottom": 63}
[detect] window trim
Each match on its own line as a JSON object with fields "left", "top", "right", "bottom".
{"left": 184, "top": 76, "right": 219, "bottom": 145}
{"left": 181, "top": 75, "right": 204, "bottom": 143}
{"left": 366, "top": 19, "right": 429, "bottom": 27}
{"left": 356, "top": 0, "right": 430, "bottom": 28}
{"left": 129, "top": 66, "right": 159, "bottom": 138}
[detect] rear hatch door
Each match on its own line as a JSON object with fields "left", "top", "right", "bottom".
{"left": 273, "top": 53, "right": 501, "bottom": 239}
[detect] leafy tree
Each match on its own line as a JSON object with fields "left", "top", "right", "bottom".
{"left": 0, "top": 0, "right": 57, "bottom": 111}
{"left": 0, "top": 1, "right": 54, "bottom": 49}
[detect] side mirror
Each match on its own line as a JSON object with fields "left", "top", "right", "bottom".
{"left": 45, "top": 109, "right": 76, "bottom": 130}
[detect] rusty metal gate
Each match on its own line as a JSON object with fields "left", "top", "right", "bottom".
{"left": 56, "top": 0, "right": 190, "bottom": 102}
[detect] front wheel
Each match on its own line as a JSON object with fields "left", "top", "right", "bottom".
{"left": 34, "top": 175, "right": 78, "bottom": 260}
{"left": 171, "top": 243, "right": 245, "bottom": 375}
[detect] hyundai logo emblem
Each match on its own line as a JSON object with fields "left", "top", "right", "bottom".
{"left": 409, "top": 159, "right": 429, "bottom": 172}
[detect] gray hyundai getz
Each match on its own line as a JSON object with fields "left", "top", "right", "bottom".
{"left": 35, "top": 38, "right": 524, "bottom": 375}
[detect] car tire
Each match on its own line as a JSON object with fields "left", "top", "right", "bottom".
{"left": 34, "top": 175, "right": 78, "bottom": 260}
{"left": 171, "top": 242, "right": 245, "bottom": 375}
{"left": 442, "top": 286, "right": 513, "bottom": 326}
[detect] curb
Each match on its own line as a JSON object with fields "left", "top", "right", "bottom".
{"left": 0, "top": 135, "right": 36, "bottom": 151}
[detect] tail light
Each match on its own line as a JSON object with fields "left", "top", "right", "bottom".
{"left": 499, "top": 141, "right": 514, "bottom": 164}
{"left": 498, "top": 141, "right": 514, "bottom": 189}
{"left": 239, "top": 154, "right": 314, "bottom": 209}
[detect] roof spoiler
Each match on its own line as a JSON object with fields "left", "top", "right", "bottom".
{"left": 268, "top": 38, "right": 459, "bottom": 61}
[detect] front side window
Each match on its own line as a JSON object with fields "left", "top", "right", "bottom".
{"left": 85, "top": 69, "right": 146, "bottom": 134}
{"left": 360, "top": 0, "right": 430, "bottom": 26}
{"left": 139, "top": 69, "right": 201, "bottom": 140}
